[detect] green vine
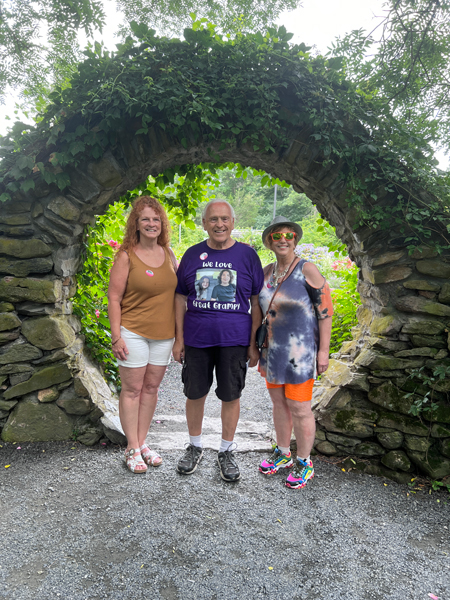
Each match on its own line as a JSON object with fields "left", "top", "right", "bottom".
{"left": 0, "top": 17, "right": 449, "bottom": 249}
{"left": 405, "top": 364, "right": 450, "bottom": 419}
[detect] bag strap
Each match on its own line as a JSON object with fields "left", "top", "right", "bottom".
{"left": 262, "top": 257, "right": 300, "bottom": 323}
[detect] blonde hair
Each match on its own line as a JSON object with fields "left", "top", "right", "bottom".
{"left": 117, "top": 196, "right": 171, "bottom": 259}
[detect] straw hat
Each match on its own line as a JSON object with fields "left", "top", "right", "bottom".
{"left": 262, "top": 215, "right": 303, "bottom": 248}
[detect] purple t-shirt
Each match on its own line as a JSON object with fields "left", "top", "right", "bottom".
{"left": 176, "top": 240, "right": 264, "bottom": 347}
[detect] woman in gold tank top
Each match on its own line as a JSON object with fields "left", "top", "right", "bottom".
{"left": 108, "top": 197, "right": 178, "bottom": 473}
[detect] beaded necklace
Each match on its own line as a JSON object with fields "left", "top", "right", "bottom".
{"left": 268, "top": 257, "right": 296, "bottom": 288}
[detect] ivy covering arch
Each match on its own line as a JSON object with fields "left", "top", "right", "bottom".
{"left": 1, "top": 21, "right": 449, "bottom": 481}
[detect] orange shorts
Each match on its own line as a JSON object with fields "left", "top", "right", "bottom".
{"left": 266, "top": 378, "right": 314, "bottom": 402}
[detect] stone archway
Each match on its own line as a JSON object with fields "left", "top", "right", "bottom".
{"left": 1, "top": 35, "right": 450, "bottom": 480}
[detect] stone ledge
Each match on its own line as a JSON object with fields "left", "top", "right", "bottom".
{"left": 0, "top": 238, "right": 52, "bottom": 259}
{"left": 0, "top": 277, "right": 62, "bottom": 304}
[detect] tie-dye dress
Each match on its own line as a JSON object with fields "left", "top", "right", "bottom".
{"left": 258, "top": 259, "right": 333, "bottom": 385}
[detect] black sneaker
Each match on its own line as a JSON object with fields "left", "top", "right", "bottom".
{"left": 177, "top": 444, "right": 204, "bottom": 475}
{"left": 217, "top": 448, "right": 241, "bottom": 482}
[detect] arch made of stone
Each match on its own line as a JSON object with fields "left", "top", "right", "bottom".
{"left": 1, "top": 30, "right": 450, "bottom": 479}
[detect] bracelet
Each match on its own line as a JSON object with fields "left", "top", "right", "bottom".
{"left": 111, "top": 337, "right": 121, "bottom": 346}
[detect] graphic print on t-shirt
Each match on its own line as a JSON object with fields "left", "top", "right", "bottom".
{"left": 194, "top": 268, "right": 237, "bottom": 302}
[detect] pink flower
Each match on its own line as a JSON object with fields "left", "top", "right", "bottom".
{"left": 95, "top": 309, "right": 100, "bottom": 318}
{"left": 332, "top": 257, "right": 355, "bottom": 271}
{"left": 107, "top": 240, "right": 120, "bottom": 249}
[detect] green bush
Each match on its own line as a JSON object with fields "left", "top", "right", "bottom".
{"left": 73, "top": 201, "right": 129, "bottom": 387}
{"left": 329, "top": 258, "right": 360, "bottom": 354}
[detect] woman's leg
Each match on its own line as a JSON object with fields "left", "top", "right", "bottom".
{"left": 137, "top": 364, "right": 167, "bottom": 447}
{"left": 286, "top": 399, "right": 315, "bottom": 459}
{"left": 119, "top": 365, "right": 147, "bottom": 452}
{"left": 268, "top": 387, "right": 293, "bottom": 449}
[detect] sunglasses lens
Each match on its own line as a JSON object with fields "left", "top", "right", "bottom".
{"left": 271, "top": 232, "right": 295, "bottom": 240}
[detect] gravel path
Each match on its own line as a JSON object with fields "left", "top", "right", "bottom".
{"left": 156, "top": 361, "right": 273, "bottom": 423}
{"left": 0, "top": 360, "right": 449, "bottom": 599}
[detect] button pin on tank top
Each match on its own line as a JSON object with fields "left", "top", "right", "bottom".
{"left": 146, "top": 269, "right": 154, "bottom": 277}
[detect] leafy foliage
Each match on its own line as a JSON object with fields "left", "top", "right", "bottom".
{"left": 329, "top": 259, "right": 360, "bottom": 355}
{"left": 1, "top": 1, "right": 301, "bottom": 106}
{"left": 1, "top": 19, "right": 449, "bottom": 253}
{"left": 204, "top": 164, "right": 313, "bottom": 228}
{"left": 329, "top": 0, "right": 450, "bottom": 152}
{"left": 73, "top": 200, "right": 128, "bottom": 387}
{"left": 0, "top": 0, "right": 105, "bottom": 103}
{"left": 116, "top": 1, "right": 301, "bottom": 39}
{"left": 405, "top": 364, "right": 450, "bottom": 418}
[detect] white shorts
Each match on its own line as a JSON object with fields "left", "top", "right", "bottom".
{"left": 117, "top": 327, "right": 174, "bottom": 368}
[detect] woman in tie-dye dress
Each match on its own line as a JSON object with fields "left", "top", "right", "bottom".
{"left": 258, "top": 216, "right": 333, "bottom": 489}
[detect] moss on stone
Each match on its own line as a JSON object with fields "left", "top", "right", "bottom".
{"left": 4, "top": 363, "right": 72, "bottom": 399}
{"left": 21, "top": 316, "right": 75, "bottom": 350}
{"left": 377, "top": 430, "right": 404, "bottom": 449}
{"left": 377, "top": 410, "right": 429, "bottom": 436}
{"left": 0, "top": 238, "right": 52, "bottom": 259}
{"left": 381, "top": 450, "right": 411, "bottom": 472}
{"left": 1, "top": 395, "right": 74, "bottom": 441}
{"left": 0, "top": 312, "right": 21, "bottom": 332}
{"left": 368, "top": 381, "right": 416, "bottom": 415}
{"left": 407, "top": 447, "right": 450, "bottom": 479}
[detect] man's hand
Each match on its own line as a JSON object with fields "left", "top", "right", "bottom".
{"left": 317, "top": 349, "right": 329, "bottom": 375}
{"left": 173, "top": 339, "right": 185, "bottom": 364}
{"left": 247, "top": 344, "right": 260, "bottom": 368}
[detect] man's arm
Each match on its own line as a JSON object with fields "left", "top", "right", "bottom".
{"left": 173, "top": 293, "right": 187, "bottom": 363}
{"left": 248, "top": 294, "right": 262, "bottom": 368}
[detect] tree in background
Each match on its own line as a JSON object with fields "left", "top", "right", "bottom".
{"left": 330, "top": 0, "right": 450, "bottom": 155}
{"left": 0, "top": 0, "right": 105, "bottom": 105}
{"left": 116, "top": 0, "right": 300, "bottom": 39}
{"left": 0, "top": 0, "right": 300, "bottom": 107}
{"left": 196, "top": 165, "right": 313, "bottom": 228}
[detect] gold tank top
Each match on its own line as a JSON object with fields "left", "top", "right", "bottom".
{"left": 120, "top": 247, "right": 177, "bottom": 339}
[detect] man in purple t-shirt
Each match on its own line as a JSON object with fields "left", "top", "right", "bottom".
{"left": 173, "top": 199, "right": 264, "bottom": 482}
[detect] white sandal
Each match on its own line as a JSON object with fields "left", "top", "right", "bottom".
{"left": 139, "top": 444, "right": 162, "bottom": 467}
{"left": 125, "top": 448, "right": 147, "bottom": 473}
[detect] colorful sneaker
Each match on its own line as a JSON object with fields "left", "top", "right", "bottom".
{"left": 259, "top": 446, "right": 293, "bottom": 475}
{"left": 285, "top": 458, "right": 314, "bottom": 489}
{"left": 177, "top": 444, "right": 203, "bottom": 475}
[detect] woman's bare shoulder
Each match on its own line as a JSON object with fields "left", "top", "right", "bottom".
{"left": 302, "top": 261, "right": 325, "bottom": 288}
{"left": 115, "top": 250, "right": 130, "bottom": 264}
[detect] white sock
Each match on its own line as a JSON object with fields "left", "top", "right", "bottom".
{"left": 219, "top": 438, "right": 233, "bottom": 453}
{"left": 278, "top": 445, "right": 291, "bottom": 456}
{"left": 298, "top": 455, "right": 311, "bottom": 463}
{"left": 190, "top": 434, "right": 202, "bottom": 448}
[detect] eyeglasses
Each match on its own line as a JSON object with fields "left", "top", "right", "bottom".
{"left": 270, "top": 232, "right": 296, "bottom": 241}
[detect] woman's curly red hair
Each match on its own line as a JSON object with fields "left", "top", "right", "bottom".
{"left": 116, "top": 196, "right": 171, "bottom": 260}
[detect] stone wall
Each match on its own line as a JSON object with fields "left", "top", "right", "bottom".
{"left": 312, "top": 245, "right": 450, "bottom": 483}
{"left": 1, "top": 121, "right": 449, "bottom": 481}
{"left": 0, "top": 188, "right": 127, "bottom": 445}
